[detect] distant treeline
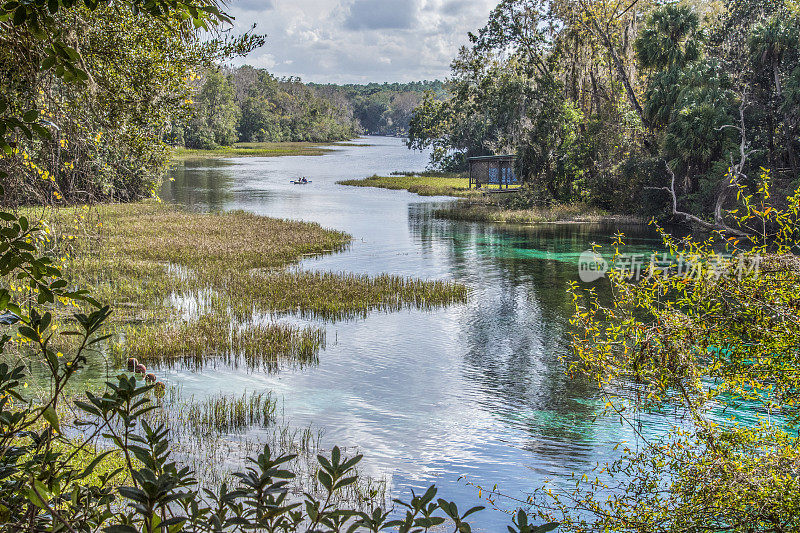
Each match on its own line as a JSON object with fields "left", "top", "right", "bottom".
{"left": 172, "top": 66, "right": 360, "bottom": 149}
{"left": 310, "top": 80, "right": 448, "bottom": 136}
{"left": 172, "top": 68, "right": 448, "bottom": 149}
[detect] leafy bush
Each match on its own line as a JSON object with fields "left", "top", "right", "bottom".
{"left": 544, "top": 173, "right": 800, "bottom": 530}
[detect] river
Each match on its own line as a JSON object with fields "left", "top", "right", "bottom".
{"left": 160, "top": 136, "right": 672, "bottom": 530}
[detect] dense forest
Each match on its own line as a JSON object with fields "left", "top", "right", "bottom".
{"left": 176, "top": 71, "right": 448, "bottom": 149}
{"left": 174, "top": 67, "right": 360, "bottom": 148}
{"left": 310, "top": 80, "right": 447, "bottom": 136}
{"left": 408, "top": 0, "right": 800, "bottom": 222}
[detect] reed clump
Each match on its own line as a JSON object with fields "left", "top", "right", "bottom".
{"left": 122, "top": 313, "right": 324, "bottom": 371}
{"left": 221, "top": 269, "right": 469, "bottom": 321}
{"left": 186, "top": 391, "right": 277, "bottom": 434}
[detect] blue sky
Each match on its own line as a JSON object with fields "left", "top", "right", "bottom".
{"left": 226, "top": 0, "right": 497, "bottom": 83}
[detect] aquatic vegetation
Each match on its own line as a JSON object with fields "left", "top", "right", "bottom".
{"left": 184, "top": 390, "right": 277, "bottom": 434}
{"left": 38, "top": 202, "right": 467, "bottom": 370}
{"left": 432, "top": 203, "right": 631, "bottom": 225}
{"left": 142, "top": 385, "right": 387, "bottom": 507}
{"left": 224, "top": 269, "right": 469, "bottom": 321}
{"left": 122, "top": 313, "right": 324, "bottom": 371}
{"left": 172, "top": 141, "right": 356, "bottom": 159}
{"left": 338, "top": 174, "right": 487, "bottom": 197}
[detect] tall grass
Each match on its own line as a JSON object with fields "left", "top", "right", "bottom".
{"left": 121, "top": 313, "right": 324, "bottom": 371}
{"left": 432, "top": 202, "right": 638, "bottom": 225}
{"left": 337, "top": 174, "right": 487, "bottom": 197}
{"left": 38, "top": 202, "right": 468, "bottom": 370}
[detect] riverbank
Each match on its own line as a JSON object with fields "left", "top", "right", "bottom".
{"left": 43, "top": 202, "right": 468, "bottom": 370}
{"left": 433, "top": 203, "right": 643, "bottom": 225}
{"left": 338, "top": 174, "right": 641, "bottom": 224}
{"left": 172, "top": 140, "right": 366, "bottom": 159}
{"left": 337, "top": 174, "right": 483, "bottom": 197}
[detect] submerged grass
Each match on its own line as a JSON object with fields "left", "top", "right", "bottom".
{"left": 146, "top": 386, "right": 387, "bottom": 507}
{"left": 122, "top": 313, "right": 324, "bottom": 371}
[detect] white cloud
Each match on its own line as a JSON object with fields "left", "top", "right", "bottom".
{"left": 225, "top": 0, "right": 497, "bottom": 83}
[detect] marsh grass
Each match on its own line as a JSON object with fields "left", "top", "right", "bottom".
{"left": 121, "top": 313, "right": 324, "bottom": 371}
{"left": 38, "top": 202, "right": 467, "bottom": 371}
{"left": 433, "top": 202, "right": 641, "bottom": 225}
{"left": 338, "top": 174, "right": 503, "bottom": 197}
{"left": 224, "top": 269, "right": 469, "bottom": 321}
{"left": 171, "top": 140, "right": 368, "bottom": 159}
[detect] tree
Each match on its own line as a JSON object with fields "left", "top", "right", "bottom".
{"left": 539, "top": 174, "right": 800, "bottom": 531}
{"left": 0, "top": 0, "right": 263, "bottom": 204}
{"left": 185, "top": 69, "right": 239, "bottom": 148}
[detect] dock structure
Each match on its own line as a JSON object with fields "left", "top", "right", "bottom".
{"left": 467, "top": 155, "right": 518, "bottom": 189}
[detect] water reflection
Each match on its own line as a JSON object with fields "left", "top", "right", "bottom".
{"left": 164, "top": 159, "right": 235, "bottom": 210}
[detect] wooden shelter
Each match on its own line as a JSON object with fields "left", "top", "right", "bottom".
{"left": 468, "top": 155, "right": 518, "bottom": 189}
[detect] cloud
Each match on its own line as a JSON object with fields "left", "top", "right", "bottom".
{"left": 226, "top": 0, "right": 497, "bottom": 83}
{"left": 343, "top": 0, "right": 418, "bottom": 30}
{"left": 231, "top": 0, "right": 275, "bottom": 12}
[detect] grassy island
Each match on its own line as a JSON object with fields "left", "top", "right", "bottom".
{"left": 337, "top": 173, "right": 483, "bottom": 197}
{"left": 172, "top": 141, "right": 366, "bottom": 159}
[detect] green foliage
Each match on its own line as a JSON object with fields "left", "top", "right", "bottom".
{"left": 410, "top": 0, "right": 800, "bottom": 220}
{"left": 177, "top": 67, "right": 360, "bottom": 148}
{"left": 541, "top": 173, "right": 800, "bottom": 530}
{"left": 184, "top": 69, "right": 239, "bottom": 149}
{"left": 310, "top": 80, "right": 446, "bottom": 136}
{"left": 0, "top": 0, "right": 261, "bottom": 205}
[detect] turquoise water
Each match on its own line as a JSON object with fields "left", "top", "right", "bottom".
{"left": 159, "top": 136, "right": 676, "bottom": 529}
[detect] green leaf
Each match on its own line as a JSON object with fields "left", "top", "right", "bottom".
{"left": 42, "top": 405, "right": 60, "bottom": 433}
{"left": 41, "top": 56, "right": 56, "bottom": 70}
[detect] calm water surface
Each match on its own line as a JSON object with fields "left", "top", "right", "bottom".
{"left": 160, "top": 136, "right": 671, "bottom": 529}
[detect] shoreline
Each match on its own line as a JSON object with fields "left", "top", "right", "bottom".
{"left": 338, "top": 174, "right": 645, "bottom": 225}
{"left": 171, "top": 139, "right": 366, "bottom": 159}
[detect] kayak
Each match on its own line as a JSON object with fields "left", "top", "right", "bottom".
{"left": 290, "top": 180, "right": 312, "bottom": 184}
